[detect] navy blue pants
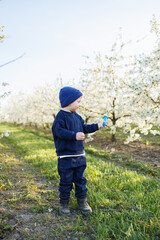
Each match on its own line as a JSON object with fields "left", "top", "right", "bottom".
{"left": 58, "top": 156, "right": 88, "bottom": 200}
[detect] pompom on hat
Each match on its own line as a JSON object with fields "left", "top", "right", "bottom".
{"left": 59, "top": 86, "right": 83, "bottom": 108}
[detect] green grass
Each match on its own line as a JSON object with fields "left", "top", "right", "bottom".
{"left": 0, "top": 123, "right": 160, "bottom": 240}
{"left": 86, "top": 158, "right": 160, "bottom": 239}
{"left": 85, "top": 146, "right": 160, "bottom": 178}
{"left": 0, "top": 211, "right": 14, "bottom": 238}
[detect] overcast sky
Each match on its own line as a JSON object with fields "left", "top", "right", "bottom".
{"left": 0, "top": 0, "right": 160, "bottom": 101}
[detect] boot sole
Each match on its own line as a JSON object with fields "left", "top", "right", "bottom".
{"left": 59, "top": 210, "right": 70, "bottom": 216}
{"left": 80, "top": 209, "right": 92, "bottom": 215}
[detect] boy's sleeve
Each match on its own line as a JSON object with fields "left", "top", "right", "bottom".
{"left": 79, "top": 116, "right": 99, "bottom": 134}
{"left": 54, "top": 120, "right": 76, "bottom": 140}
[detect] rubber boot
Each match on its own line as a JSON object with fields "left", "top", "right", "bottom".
{"left": 77, "top": 197, "right": 92, "bottom": 215}
{"left": 59, "top": 199, "right": 70, "bottom": 216}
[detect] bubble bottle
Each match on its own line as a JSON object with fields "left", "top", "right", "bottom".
{"left": 103, "top": 115, "right": 108, "bottom": 127}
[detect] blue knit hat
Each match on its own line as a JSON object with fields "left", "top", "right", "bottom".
{"left": 59, "top": 87, "right": 83, "bottom": 108}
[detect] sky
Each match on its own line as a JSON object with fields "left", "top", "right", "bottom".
{"left": 0, "top": 0, "right": 160, "bottom": 104}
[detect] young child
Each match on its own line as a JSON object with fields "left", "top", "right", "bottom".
{"left": 52, "top": 86, "right": 105, "bottom": 215}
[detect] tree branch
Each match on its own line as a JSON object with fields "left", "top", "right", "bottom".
{"left": 0, "top": 53, "right": 26, "bottom": 68}
{"left": 146, "top": 92, "right": 159, "bottom": 105}
{"left": 80, "top": 106, "right": 103, "bottom": 115}
{"left": 115, "top": 114, "right": 132, "bottom": 121}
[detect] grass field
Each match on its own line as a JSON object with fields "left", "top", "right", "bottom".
{"left": 0, "top": 123, "right": 160, "bottom": 240}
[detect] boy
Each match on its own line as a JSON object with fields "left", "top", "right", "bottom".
{"left": 52, "top": 86, "right": 105, "bottom": 215}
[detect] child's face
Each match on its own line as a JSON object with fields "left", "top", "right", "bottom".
{"left": 68, "top": 96, "right": 82, "bottom": 112}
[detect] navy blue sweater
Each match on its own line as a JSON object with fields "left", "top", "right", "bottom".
{"left": 52, "top": 110, "right": 99, "bottom": 157}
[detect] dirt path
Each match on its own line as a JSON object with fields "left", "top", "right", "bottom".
{"left": 89, "top": 135, "right": 160, "bottom": 166}
{"left": 0, "top": 144, "right": 78, "bottom": 240}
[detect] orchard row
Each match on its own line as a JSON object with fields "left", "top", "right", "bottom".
{"left": 0, "top": 20, "right": 160, "bottom": 143}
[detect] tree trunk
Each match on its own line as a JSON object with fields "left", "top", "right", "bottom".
{"left": 111, "top": 99, "right": 116, "bottom": 142}
{"left": 111, "top": 133, "right": 116, "bottom": 142}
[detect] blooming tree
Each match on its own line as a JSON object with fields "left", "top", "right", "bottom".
{"left": 1, "top": 77, "right": 84, "bottom": 128}
{"left": 80, "top": 34, "right": 139, "bottom": 142}
{"left": 0, "top": 25, "right": 4, "bottom": 42}
{"left": 125, "top": 16, "right": 160, "bottom": 142}
{"left": 0, "top": 25, "right": 11, "bottom": 138}
{"left": 80, "top": 23, "right": 160, "bottom": 143}
{"left": 2, "top": 83, "right": 60, "bottom": 127}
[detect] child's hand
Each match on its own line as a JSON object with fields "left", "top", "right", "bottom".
{"left": 98, "top": 122, "right": 107, "bottom": 129}
{"left": 76, "top": 132, "right": 85, "bottom": 140}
